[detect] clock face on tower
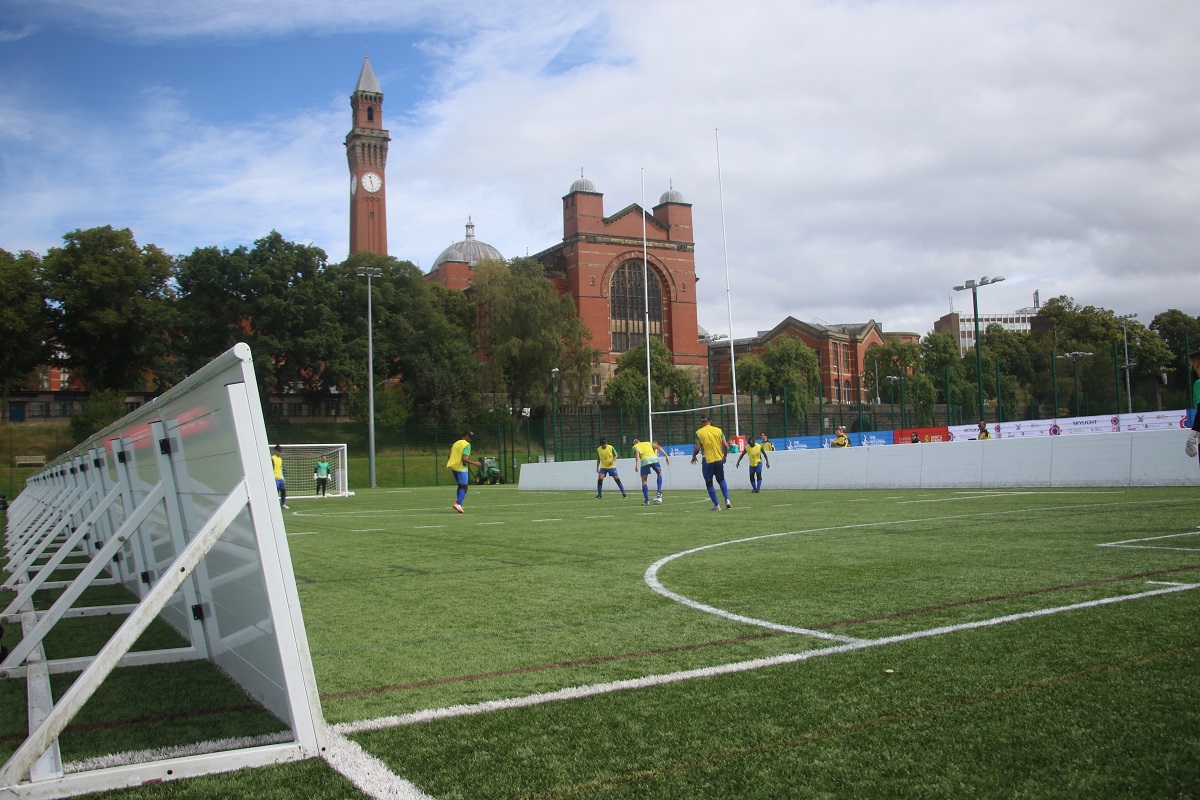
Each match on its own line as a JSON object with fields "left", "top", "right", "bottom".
{"left": 361, "top": 172, "right": 382, "bottom": 193}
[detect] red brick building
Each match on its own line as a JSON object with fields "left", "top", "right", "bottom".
{"left": 426, "top": 175, "right": 706, "bottom": 398}
{"left": 707, "top": 317, "right": 919, "bottom": 403}
{"left": 536, "top": 177, "right": 704, "bottom": 390}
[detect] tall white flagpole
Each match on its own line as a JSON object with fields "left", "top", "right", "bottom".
{"left": 716, "top": 129, "right": 740, "bottom": 437}
{"left": 641, "top": 168, "right": 655, "bottom": 445}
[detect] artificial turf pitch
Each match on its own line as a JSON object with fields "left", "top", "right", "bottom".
{"left": 5, "top": 484, "right": 1200, "bottom": 798}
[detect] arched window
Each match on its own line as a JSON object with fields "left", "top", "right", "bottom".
{"left": 367, "top": 107, "right": 375, "bottom": 122}
{"left": 609, "top": 261, "right": 664, "bottom": 352}
{"left": 842, "top": 380, "right": 853, "bottom": 403}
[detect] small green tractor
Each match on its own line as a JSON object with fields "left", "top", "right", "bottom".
{"left": 474, "top": 456, "right": 506, "bottom": 485}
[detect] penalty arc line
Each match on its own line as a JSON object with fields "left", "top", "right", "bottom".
{"left": 332, "top": 581, "right": 1200, "bottom": 737}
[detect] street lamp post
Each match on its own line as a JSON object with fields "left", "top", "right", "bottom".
{"left": 356, "top": 266, "right": 383, "bottom": 488}
{"left": 953, "top": 276, "right": 1005, "bottom": 422}
{"left": 1056, "top": 351, "right": 1092, "bottom": 417}
{"left": 885, "top": 375, "right": 899, "bottom": 431}
{"left": 550, "top": 367, "right": 560, "bottom": 461}
{"left": 1118, "top": 313, "right": 1137, "bottom": 414}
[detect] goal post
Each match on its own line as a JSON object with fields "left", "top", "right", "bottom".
{"left": 275, "top": 444, "right": 350, "bottom": 498}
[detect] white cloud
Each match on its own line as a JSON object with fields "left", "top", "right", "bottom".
{"left": 2, "top": 0, "right": 1198, "bottom": 339}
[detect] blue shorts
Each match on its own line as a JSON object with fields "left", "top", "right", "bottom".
{"left": 599, "top": 467, "right": 620, "bottom": 477}
{"left": 749, "top": 464, "right": 763, "bottom": 477}
{"left": 451, "top": 469, "right": 469, "bottom": 486}
{"left": 640, "top": 463, "right": 662, "bottom": 477}
{"left": 275, "top": 478, "right": 286, "bottom": 492}
{"left": 701, "top": 460, "right": 727, "bottom": 484}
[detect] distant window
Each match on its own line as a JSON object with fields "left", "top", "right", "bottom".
{"left": 367, "top": 107, "right": 375, "bottom": 122}
{"left": 609, "top": 261, "right": 664, "bottom": 352}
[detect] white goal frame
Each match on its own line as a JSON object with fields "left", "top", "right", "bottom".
{"left": 275, "top": 443, "right": 350, "bottom": 498}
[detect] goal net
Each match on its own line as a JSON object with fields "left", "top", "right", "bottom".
{"left": 276, "top": 443, "right": 350, "bottom": 498}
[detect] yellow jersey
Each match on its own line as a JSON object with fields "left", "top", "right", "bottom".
{"left": 446, "top": 439, "right": 472, "bottom": 471}
{"left": 271, "top": 454, "right": 284, "bottom": 480}
{"left": 695, "top": 425, "right": 727, "bottom": 463}
{"left": 743, "top": 442, "right": 764, "bottom": 467}
{"left": 633, "top": 441, "right": 660, "bottom": 466}
{"left": 597, "top": 444, "right": 618, "bottom": 469}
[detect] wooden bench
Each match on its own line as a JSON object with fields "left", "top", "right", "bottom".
{"left": 14, "top": 455, "right": 46, "bottom": 468}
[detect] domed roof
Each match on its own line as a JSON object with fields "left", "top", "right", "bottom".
{"left": 659, "top": 181, "right": 685, "bottom": 204}
{"left": 569, "top": 169, "right": 598, "bottom": 194}
{"left": 432, "top": 217, "right": 505, "bottom": 268}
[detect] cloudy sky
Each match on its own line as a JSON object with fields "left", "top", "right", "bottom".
{"left": 1, "top": 0, "right": 1197, "bottom": 340}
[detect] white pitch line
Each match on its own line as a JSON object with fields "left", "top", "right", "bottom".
{"left": 323, "top": 729, "right": 435, "bottom": 800}
{"left": 644, "top": 498, "right": 1199, "bottom": 639}
{"left": 286, "top": 531, "right": 319, "bottom": 536}
{"left": 414, "top": 525, "right": 445, "bottom": 529}
{"left": 352, "top": 529, "right": 387, "bottom": 533}
{"left": 645, "top": 547, "right": 863, "bottom": 643}
{"left": 1100, "top": 531, "right": 1200, "bottom": 546}
{"left": 334, "top": 581, "right": 1199, "bottom": 737}
{"left": 532, "top": 518, "right": 563, "bottom": 522}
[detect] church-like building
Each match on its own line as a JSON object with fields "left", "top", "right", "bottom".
{"left": 422, "top": 176, "right": 707, "bottom": 397}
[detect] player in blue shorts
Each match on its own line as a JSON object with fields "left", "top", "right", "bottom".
{"left": 446, "top": 431, "right": 479, "bottom": 513}
{"left": 594, "top": 438, "right": 627, "bottom": 498}
{"left": 691, "top": 415, "right": 732, "bottom": 510}
{"left": 632, "top": 438, "right": 670, "bottom": 505}
{"left": 735, "top": 437, "right": 770, "bottom": 492}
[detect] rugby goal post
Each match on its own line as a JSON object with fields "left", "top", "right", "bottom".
{"left": 1, "top": 343, "right": 325, "bottom": 798}
{"left": 275, "top": 444, "right": 350, "bottom": 498}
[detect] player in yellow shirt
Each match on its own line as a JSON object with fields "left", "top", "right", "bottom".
{"left": 632, "top": 438, "right": 670, "bottom": 505}
{"left": 446, "top": 431, "right": 480, "bottom": 513}
{"left": 735, "top": 439, "right": 770, "bottom": 493}
{"left": 271, "top": 444, "right": 288, "bottom": 509}
{"left": 691, "top": 415, "right": 732, "bottom": 510}
{"left": 831, "top": 425, "right": 851, "bottom": 448}
{"left": 759, "top": 433, "right": 775, "bottom": 452}
{"left": 594, "top": 437, "right": 627, "bottom": 498}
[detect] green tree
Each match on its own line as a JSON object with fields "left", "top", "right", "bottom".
{"left": 42, "top": 226, "right": 174, "bottom": 391}
{"left": 604, "top": 337, "right": 698, "bottom": 412}
{"left": 1150, "top": 309, "right": 1200, "bottom": 396}
{"left": 360, "top": 253, "right": 484, "bottom": 425}
{"left": 69, "top": 389, "right": 127, "bottom": 442}
{"left": 759, "top": 334, "right": 820, "bottom": 419}
{"left": 173, "top": 243, "right": 255, "bottom": 374}
{"left": 733, "top": 353, "right": 770, "bottom": 400}
{"left": 175, "top": 232, "right": 353, "bottom": 409}
{"left": 0, "top": 249, "right": 51, "bottom": 419}
{"left": 472, "top": 257, "right": 599, "bottom": 414}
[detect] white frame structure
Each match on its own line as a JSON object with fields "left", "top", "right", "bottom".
{"left": 1, "top": 343, "right": 325, "bottom": 799}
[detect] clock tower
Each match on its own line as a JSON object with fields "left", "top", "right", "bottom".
{"left": 346, "top": 56, "right": 390, "bottom": 256}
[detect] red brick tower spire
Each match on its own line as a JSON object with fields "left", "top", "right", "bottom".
{"left": 346, "top": 56, "right": 390, "bottom": 256}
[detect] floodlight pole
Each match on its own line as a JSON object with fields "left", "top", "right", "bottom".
{"left": 953, "top": 276, "right": 1004, "bottom": 423}
{"left": 1119, "top": 313, "right": 1137, "bottom": 414}
{"left": 356, "top": 266, "right": 383, "bottom": 488}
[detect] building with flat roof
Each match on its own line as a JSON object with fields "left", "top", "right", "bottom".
{"left": 934, "top": 293, "right": 1041, "bottom": 356}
